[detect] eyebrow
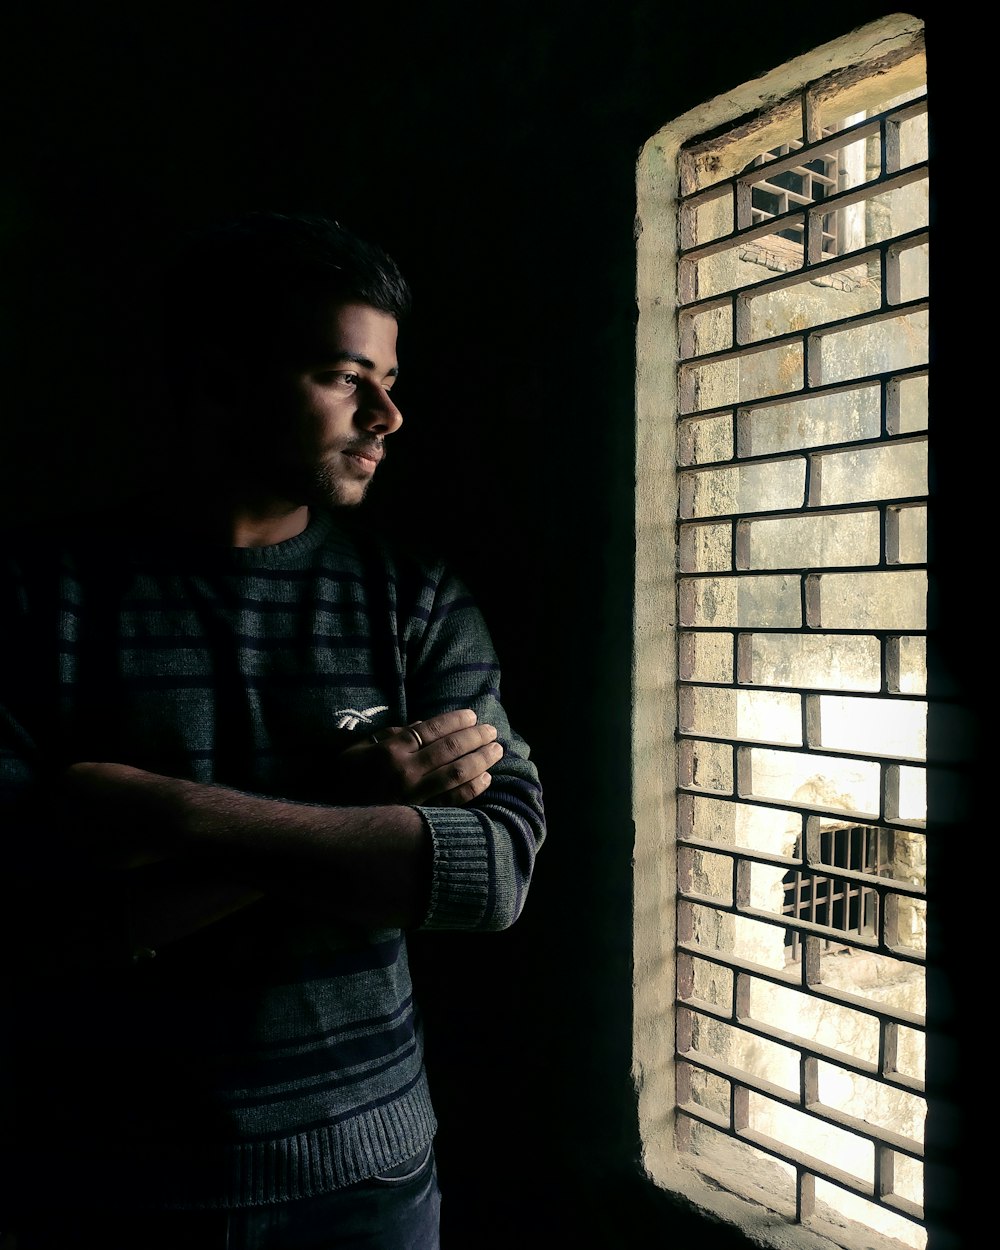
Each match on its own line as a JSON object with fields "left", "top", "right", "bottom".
{"left": 320, "top": 351, "right": 399, "bottom": 377}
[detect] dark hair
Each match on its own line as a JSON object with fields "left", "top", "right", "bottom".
{"left": 159, "top": 211, "right": 411, "bottom": 400}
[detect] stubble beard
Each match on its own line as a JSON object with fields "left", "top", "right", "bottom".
{"left": 310, "top": 455, "right": 372, "bottom": 511}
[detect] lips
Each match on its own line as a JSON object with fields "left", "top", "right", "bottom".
{"left": 342, "top": 442, "right": 383, "bottom": 466}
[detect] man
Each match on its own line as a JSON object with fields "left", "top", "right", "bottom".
{"left": 0, "top": 212, "right": 545, "bottom": 1248}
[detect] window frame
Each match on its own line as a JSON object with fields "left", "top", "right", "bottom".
{"left": 631, "top": 13, "right": 949, "bottom": 1249}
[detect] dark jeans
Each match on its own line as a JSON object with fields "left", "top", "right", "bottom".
{"left": 6, "top": 1144, "right": 441, "bottom": 1250}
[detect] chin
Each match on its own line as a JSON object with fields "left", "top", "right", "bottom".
{"left": 310, "top": 472, "right": 371, "bottom": 511}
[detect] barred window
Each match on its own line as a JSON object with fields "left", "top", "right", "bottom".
{"left": 747, "top": 133, "right": 844, "bottom": 256}
{"left": 634, "top": 15, "right": 935, "bottom": 1250}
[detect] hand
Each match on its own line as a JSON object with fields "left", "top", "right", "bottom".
{"left": 330, "top": 708, "right": 504, "bottom": 807}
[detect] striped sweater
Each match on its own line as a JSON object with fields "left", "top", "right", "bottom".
{"left": 0, "top": 507, "right": 545, "bottom": 1209}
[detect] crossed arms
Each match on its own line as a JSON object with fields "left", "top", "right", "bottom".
{"left": 1, "top": 541, "right": 546, "bottom": 976}
{"left": 71, "top": 708, "right": 502, "bottom": 925}
{"left": 8, "top": 709, "right": 508, "bottom": 975}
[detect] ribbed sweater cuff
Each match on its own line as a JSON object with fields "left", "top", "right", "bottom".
{"left": 416, "top": 806, "right": 492, "bottom": 930}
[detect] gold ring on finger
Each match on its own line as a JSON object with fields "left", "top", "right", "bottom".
{"left": 407, "top": 724, "right": 425, "bottom": 750}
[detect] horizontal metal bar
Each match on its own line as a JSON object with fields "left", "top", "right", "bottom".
{"left": 678, "top": 835, "right": 927, "bottom": 898}
{"left": 679, "top": 293, "right": 928, "bottom": 373}
{"left": 678, "top": 999, "right": 924, "bottom": 1096}
{"left": 680, "top": 165, "right": 927, "bottom": 268}
{"left": 679, "top": 680, "right": 928, "bottom": 704}
{"left": 809, "top": 1098, "right": 923, "bottom": 1157}
{"left": 677, "top": 432, "right": 929, "bottom": 474}
{"left": 677, "top": 729, "right": 927, "bottom": 767}
{"left": 679, "top": 97, "right": 927, "bottom": 207}
{"left": 676, "top": 785, "right": 927, "bottom": 835}
{"left": 676, "top": 365, "right": 927, "bottom": 425}
{"left": 678, "top": 1047, "right": 924, "bottom": 1154}
{"left": 676, "top": 939, "right": 925, "bottom": 1027}
{"left": 679, "top": 893, "right": 926, "bottom": 971}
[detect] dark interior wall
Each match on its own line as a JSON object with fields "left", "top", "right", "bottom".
{"left": 3, "top": 4, "right": 960, "bottom": 1247}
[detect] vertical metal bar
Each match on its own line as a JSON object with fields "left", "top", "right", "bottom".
{"left": 735, "top": 971, "right": 751, "bottom": 1023}
{"left": 884, "top": 1020, "right": 900, "bottom": 1080}
{"left": 799, "top": 1171, "right": 816, "bottom": 1221}
{"left": 733, "top": 1082, "right": 749, "bottom": 1134}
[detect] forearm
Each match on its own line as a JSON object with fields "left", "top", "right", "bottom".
{"left": 3, "top": 771, "right": 267, "bottom": 975}
{"left": 69, "top": 762, "right": 433, "bottom": 930}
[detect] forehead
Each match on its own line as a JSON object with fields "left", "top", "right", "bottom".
{"left": 293, "top": 300, "right": 399, "bottom": 369}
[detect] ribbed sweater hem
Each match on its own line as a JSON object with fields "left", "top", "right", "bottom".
{"left": 23, "top": 1075, "right": 438, "bottom": 1211}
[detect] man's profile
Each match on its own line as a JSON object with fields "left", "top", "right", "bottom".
{"left": 0, "top": 212, "right": 545, "bottom": 1249}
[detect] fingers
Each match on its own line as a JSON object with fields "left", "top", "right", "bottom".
{"left": 420, "top": 722, "right": 497, "bottom": 767}
{"left": 362, "top": 709, "right": 504, "bottom": 805}
{"left": 373, "top": 710, "right": 494, "bottom": 764}
{"left": 426, "top": 737, "right": 503, "bottom": 786}
{"left": 370, "top": 710, "right": 475, "bottom": 750}
{"left": 405, "top": 708, "right": 478, "bottom": 749}
{"left": 428, "top": 770, "right": 493, "bottom": 807}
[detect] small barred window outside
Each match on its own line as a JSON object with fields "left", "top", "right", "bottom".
{"left": 747, "top": 134, "right": 843, "bottom": 256}
{"left": 634, "top": 18, "right": 930, "bottom": 1250}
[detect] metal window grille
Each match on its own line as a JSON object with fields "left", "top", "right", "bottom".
{"left": 748, "top": 135, "right": 841, "bottom": 255}
{"left": 672, "top": 49, "right": 928, "bottom": 1250}
{"left": 783, "top": 823, "right": 887, "bottom": 963}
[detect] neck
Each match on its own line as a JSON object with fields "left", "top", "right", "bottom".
{"left": 159, "top": 495, "right": 312, "bottom": 549}
{"left": 227, "top": 503, "right": 311, "bottom": 548}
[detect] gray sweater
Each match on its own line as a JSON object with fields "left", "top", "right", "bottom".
{"left": 0, "top": 508, "right": 545, "bottom": 1209}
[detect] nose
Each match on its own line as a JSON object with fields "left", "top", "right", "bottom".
{"left": 356, "top": 383, "right": 403, "bottom": 435}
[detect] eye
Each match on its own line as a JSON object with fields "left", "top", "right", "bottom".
{"left": 316, "top": 370, "right": 359, "bottom": 389}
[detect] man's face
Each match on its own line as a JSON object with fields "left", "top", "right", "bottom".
{"left": 248, "top": 300, "right": 403, "bottom": 509}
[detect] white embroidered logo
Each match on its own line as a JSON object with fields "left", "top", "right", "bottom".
{"left": 333, "top": 705, "right": 389, "bottom": 731}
